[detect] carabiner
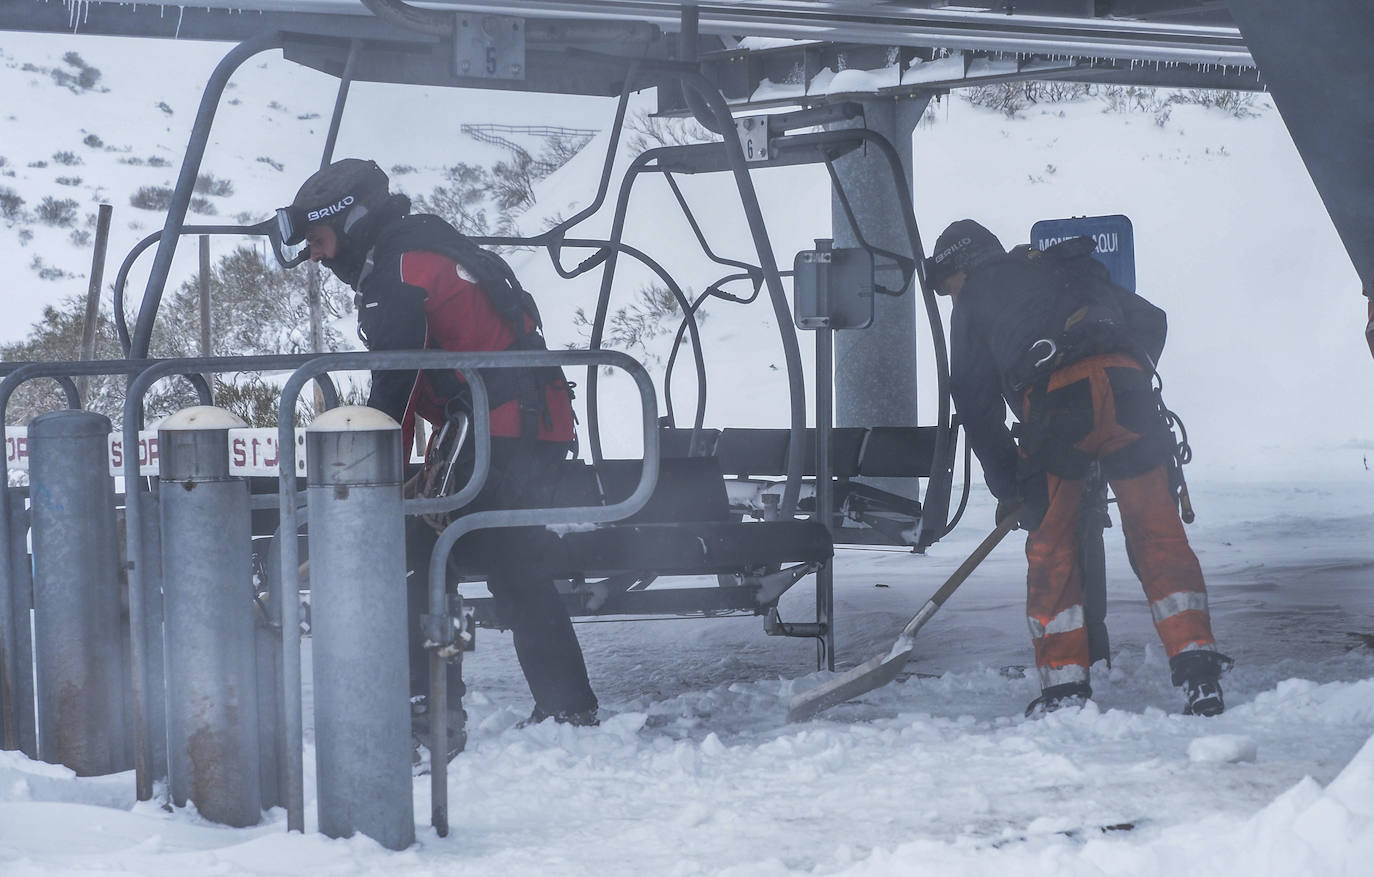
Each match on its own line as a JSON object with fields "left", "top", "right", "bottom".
{"left": 1030, "top": 338, "right": 1057, "bottom": 369}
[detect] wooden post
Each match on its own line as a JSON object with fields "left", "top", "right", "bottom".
{"left": 308, "top": 263, "right": 325, "bottom": 416}
{"left": 198, "top": 235, "right": 212, "bottom": 358}
{"left": 77, "top": 204, "right": 114, "bottom": 404}
{"left": 198, "top": 235, "right": 214, "bottom": 400}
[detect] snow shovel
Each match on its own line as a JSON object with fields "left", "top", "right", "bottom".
{"left": 786, "top": 513, "right": 1021, "bottom": 722}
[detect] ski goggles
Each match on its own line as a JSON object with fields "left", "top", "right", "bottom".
{"left": 267, "top": 206, "right": 311, "bottom": 268}
{"left": 275, "top": 204, "right": 309, "bottom": 247}
{"left": 923, "top": 254, "right": 956, "bottom": 288}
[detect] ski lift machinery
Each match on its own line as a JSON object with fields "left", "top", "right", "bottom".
{"left": 0, "top": 6, "right": 976, "bottom": 838}
{"left": 102, "top": 14, "right": 963, "bottom": 658}
{"left": 95, "top": 13, "right": 965, "bottom": 837}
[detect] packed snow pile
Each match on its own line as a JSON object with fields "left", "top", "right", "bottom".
{"left": 2, "top": 485, "right": 1372, "bottom": 876}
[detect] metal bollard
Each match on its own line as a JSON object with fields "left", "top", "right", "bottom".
{"left": 159, "top": 406, "right": 261, "bottom": 827}
{"left": 307, "top": 406, "right": 414, "bottom": 850}
{"left": 6, "top": 487, "right": 36, "bottom": 758}
{"left": 28, "top": 410, "right": 128, "bottom": 775}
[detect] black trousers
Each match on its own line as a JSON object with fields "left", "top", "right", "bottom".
{"left": 405, "top": 438, "right": 597, "bottom": 716}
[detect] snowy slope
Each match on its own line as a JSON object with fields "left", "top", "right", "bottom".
{"left": 1, "top": 28, "right": 1373, "bottom": 877}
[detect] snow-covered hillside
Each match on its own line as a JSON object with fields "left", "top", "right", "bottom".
{"left": 1, "top": 28, "right": 1372, "bottom": 877}
{"left": 3, "top": 31, "right": 1371, "bottom": 482}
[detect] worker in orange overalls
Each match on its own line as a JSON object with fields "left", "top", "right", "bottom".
{"left": 928, "top": 219, "right": 1232, "bottom": 717}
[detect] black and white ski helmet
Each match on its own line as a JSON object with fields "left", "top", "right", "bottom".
{"left": 277, "top": 158, "right": 390, "bottom": 247}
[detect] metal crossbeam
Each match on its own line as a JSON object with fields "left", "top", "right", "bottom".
{"left": 6, "top": 1, "right": 1252, "bottom": 70}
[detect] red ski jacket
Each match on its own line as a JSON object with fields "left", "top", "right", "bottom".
{"left": 356, "top": 215, "right": 575, "bottom": 450}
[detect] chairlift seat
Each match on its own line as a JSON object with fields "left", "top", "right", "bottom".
{"left": 447, "top": 456, "right": 831, "bottom": 582}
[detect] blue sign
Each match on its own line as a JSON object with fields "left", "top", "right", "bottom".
{"left": 1030, "top": 214, "right": 1135, "bottom": 292}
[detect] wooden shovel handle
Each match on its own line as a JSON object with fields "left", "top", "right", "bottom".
{"left": 927, "top": 512, "right": 1020, "bottom": 609}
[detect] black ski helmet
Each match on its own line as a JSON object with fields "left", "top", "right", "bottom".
{"left": 277, "top": 158, "right": 390, "bottom": 248}
{"left": 926, "top": 219, "right": 1005, "bottom": 287}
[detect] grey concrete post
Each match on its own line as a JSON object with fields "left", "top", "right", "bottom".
{"left": 159, "top": 406, "right": 261, "bottom": 828}
{"left": 7, "top": 487, "right": 36, "bottom": 758}
{"left": 307, "top": 406, "right": 414, "bottom": 851}
{"left": 828, "top": 97, "right": 929, "bottom": 430}
{"left": 28, "top": 410, "right": 127, "bottom": 775}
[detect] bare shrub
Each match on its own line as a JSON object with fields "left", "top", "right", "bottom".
{"left": 130, "top": 185, "right": 174, "bottom": 211}
{"left": 36, "top": 196, "right": 79, "bottom": 226}
{"left": 49, "top": 52, "right": 102, "bottom": 92}
{"left": 0, "top": 295, "right": 125, "bottom": 423}
{"left": 1173, "top": 88, "right": 1259, "bottom": 118}
{"left": 625, "top": 110, "right": 713, "bottom": 154}
{"left": 572, "top": 283, "right": 693, "bottom": 367}
{"left": 965, "top": 81, "right": 1094, "bottom": 117}
{"left": 413, "top": 163, "right": 492, "bottom": 236}
{"left": 30, "top": 255, "right": 73, "bottom": 281}
{"left": 0, "top": 187, "right": 24, "bottom": 220}
{"left": 194, "top": 173, "right": 235, "bottom": 197}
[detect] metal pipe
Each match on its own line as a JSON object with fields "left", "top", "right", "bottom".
{"left": 320, "top": 39, "right": 361, "bottom": 169}
{"left": 117, "top": 352, "right": 351, "bottom": 803}
{"left": 273, "top": 350, "right": 477, "bottom": 834}
{"left": 420, "top": 348, "right": 660, "bottom": 837}
{"left": 815, "top": 325, "right": 835, "bottom": 672}
{"left": 29, "top": 410, "right": 127, "bottom": 775}
{"left": 267, "top": 348, "right": 654, "bottom": 836}
{"left": 78, "top": 204, "right": 114, "bottom": 403}
{"left": 198, "top": 236, "right": 213, "bottom": 358}
{"left": 307, "top": 407, "right": 414, "bottom": 850}
{"left": 782, "top": 125, "right": 954, "bottom": 543}
{"left": 581, "top": 148, "right": 705, "bottom": 467}
{"left": 403, "top": 2, "right": 1253, "bottom": 67}
{"left": 680, "top": 71, "right": 807, "bottom": 517}
{"left": 5, "top": 488, "right": 36, "bottom": 757}
{"left": 113, "top": 223, "right": 277, "bottom": 357}
{"left": 159, "top": 406, "right": 261, "bottom": 827}
{"left": 0, "top": 361, "right": 147, "bottom": 754}
{"left": 131, "top": 31, "right": 284, "bottom": 360}
{"left": 255, "top": 528, "right": 284, "bottom": 812}
{"left": 0, "top": 353, "right": 323, "bottom": 769}
{"left": 135, "top": 489, "right": 168, "bottom": 788}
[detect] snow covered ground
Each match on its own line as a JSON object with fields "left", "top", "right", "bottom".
{"left": 3, "top": 484, "right": 1373, "bottom": 876}
{"left": 1, "top": 26, "right": 1373, "bottom": 877}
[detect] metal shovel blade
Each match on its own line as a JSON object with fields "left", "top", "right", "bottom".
{"left": 785, "top": 515, "right": 1019, "bottom": 722}
{"left": 786, "top": 636, "right": 916, "bottom": 722}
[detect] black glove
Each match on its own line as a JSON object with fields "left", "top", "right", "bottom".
{"left": 995, "top": 497, "right": 1022, "bottom": 530}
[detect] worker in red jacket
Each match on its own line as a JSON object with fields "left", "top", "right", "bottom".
{"left": 278, "top": 159, "right": 599, "bottom": 765}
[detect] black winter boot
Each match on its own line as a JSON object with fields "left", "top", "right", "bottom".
{"left": 1169, "top": 650, "right": 1234, "bottom": 717}
{"left": 517, "top": 705, "right": 600, "bottom": 728}
{"left": 411, "top": 694, "right": 468, "bottom": 775}
{"left": 1024, "top": 681, "right": 1092, "bottom": 718}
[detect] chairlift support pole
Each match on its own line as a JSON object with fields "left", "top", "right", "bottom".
{"left": 130, "top": 31, "right": 284, "bottom": 360}
{"left": 815, "top": 304, "right": 836, "bottom": 671}
{"left": 320, "top": 39, "right": 362, "bottom": 169}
